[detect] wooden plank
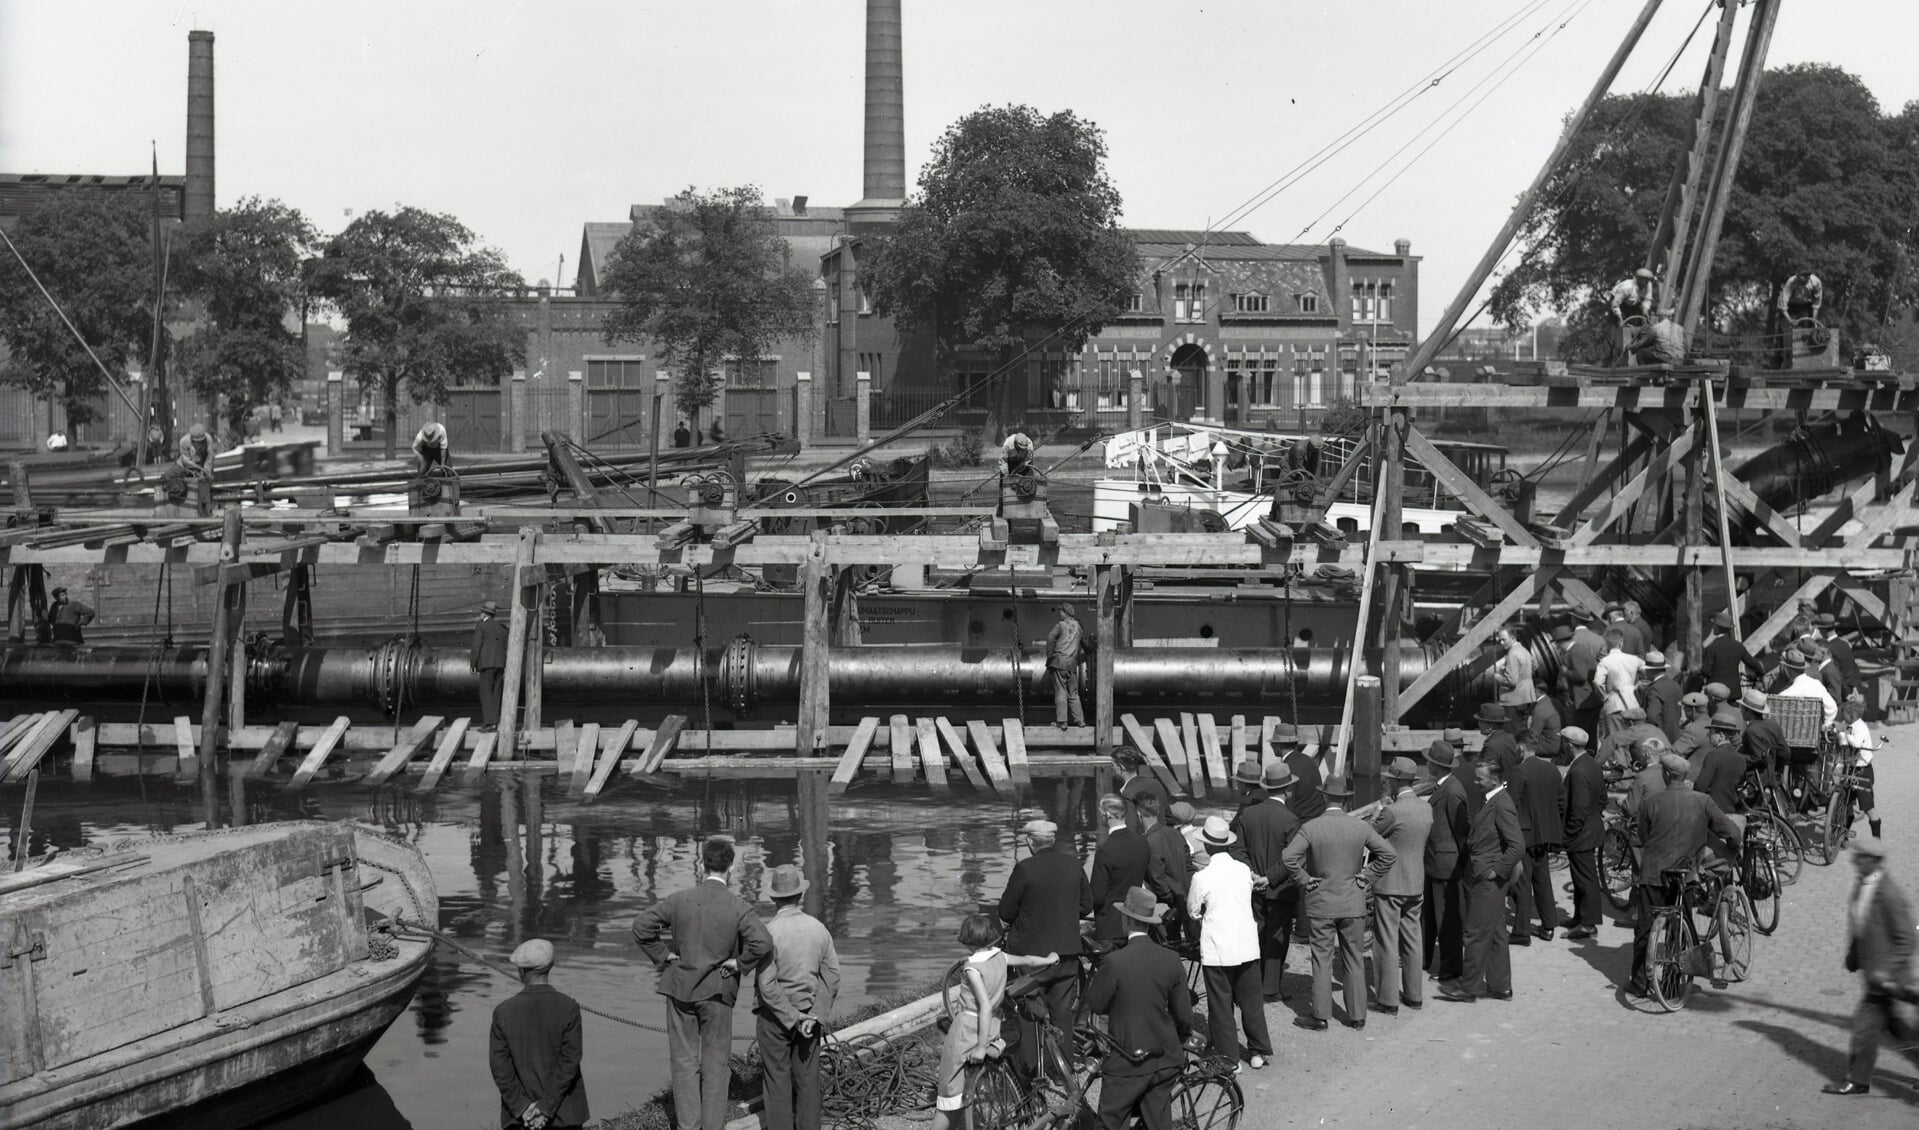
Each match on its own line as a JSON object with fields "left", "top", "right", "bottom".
{"left": 1230, "top": 715, "right": 1248, "bottom": 768}
{"left": 173, "top": 715, "right": 198, "bottom": 782}
{"left": 365, "top": 715, "right": 445, "bottom": 786}
{"left": 1261, "top": 717, "right": 1282, "bottom": 770}
{"left": 915, "top": 718, "right": 949, "bottom": 792}
{"left": 553, "top": 720, "right": 577, "bottom": 781}
{"left": 1153, "top": 717, "right": 1192, "bottom": 789}
{"left": 1120, "top": 714, "right": 1181, "bottom": 795}
{"left": 245, "top": 720, "right": 302, "bottom": 779}
{"left": 0, "top": 713, "right": 44, "bottom": 758}
{"left": 1567, "top": 426, "right": 1697, "bottom": 546}
{"left": 582, "top": 720, "right": 639, "bottom": 800}
{"left": 935, "top": 717, "right": 989, "bottom": 790}
{"left": 1001, "top": 718, "right": 1032, "bottom": 788}
{"left": 457, "top": 730, "right": 500, "bottom": 788}
{"left": 493, "top": 529, "right": 540, "bottom": 763}
{"left": 3, "top": 709, "right": 75, "bottom": 783}
{"left": 966, "top": 720, "right": 1013, "bottom": 794}
{"left": 634, "top": 714, "right": 687, "bottom": 775}
{"left": 1197, "top": 714, "right": 1229, "bottom": 788}
{"left": 570, "top": 722, "right": 601, "bottom": 794}
{"left": 287, "top": 716, "right": 352, "bottom": 789}
{"left": 416, "top": 717, "right": 472, "bottom": 792}
{"left": 70, "top": 716, "right": 96, "bottom": 784}
{"left": 889, "top": 715, "right": 916, "bottom": 785}
{"left": 829, "top": 717, "right": 882, "bottom": 794}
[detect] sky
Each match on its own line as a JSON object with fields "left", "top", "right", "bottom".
{"left": 3, "top": 0, "right": 1914, "bottom": 337}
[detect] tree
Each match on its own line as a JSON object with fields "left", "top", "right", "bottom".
{"left": 173, "top": 197, "right": 317, "bottom": 433}
{"left": 599, "top": 185, "right": 816, "bottom": 423}
{"left": 308, "top": 207, "right": 524, "bottom": 458}
{"left": 1488, "top": 65, "right": 1919, "bottom": 361}
{"left": 0, "top": 192, "right": 156, "bottom": 432}
{"left": 863, "top": 105, "right": 1138, "bottom": 440}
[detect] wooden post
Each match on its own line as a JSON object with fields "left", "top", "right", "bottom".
{"left": 1094, "top": 563, "right": 1121, "bottom": 758}
{"left": 1377, "top": 409, "right": 1408, "bottom": 725}
{"left": 1682, "top": 418, "right": 1706, "bottom": 659}
{"left": 225, "top": 580, "right": 247, "bottom": 735}
{"left": 1703, "top": 377, "right": 1741, "bottom": 626}
{"left": 1352, "top": 676, "right": 1382, "bottom": 806}
{"left": 496, "top": 529, "right": 540, "bottom": 759}
{"left": 193, "top": 508, "right": 244, "bottom": 823}
{"left": 522, "top": 579, "right": 546, "bottom": 733}
{"left": 797, "top": 767, "right": 831, "bottom": 918}
{"left": 797, "top": 537, "right": 831, "bottom": 755}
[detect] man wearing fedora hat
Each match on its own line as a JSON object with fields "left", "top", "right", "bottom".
{"left": 1560, "top": 727, "right": 1606, "bottom": 940}
{"left": 1422, "top": 736, "right": 1473, "bottom": 980}
{"left": 1776, "top": 647, "right": 1839, "bottom": 726}
{"left": 1477, "top": 703, "right": 1521, "bottom": 778}
{"left": 470, "top": 598, "right": 511, "bottom": 730}
{"left": 1273, "top": 724, "right": 1325, "bottom": 822}
{"left": 1189, "top": 817, "right": 1272, "bottom": 1069}
{"left": 755, "top": 865, "right": 840, "bottom": 1130}
{"left": 1370, "top": 758, "right": 1431, "bottom": 1013}
{"left": 1642, "top": 650, "right": 1682, "bottom": 743}
{"left": 1822, "top": 838, "right": 1918, "bottom": 1096}
{"left": 1230, "top": 759, "right": 1304, "bottom": 1001}
{"left": 1284, "top": 776, "right": 1396, "bottom": 1030}
{"left": 1512, "top": 738, "right": 1566, "bottom": 944}
{"left": 1700, "top": 609, "right": 1765, "bottom": 693}
{"left": 1564, "top": 607, "right": 1608, "bottom": 734}
{"left": 1813, "top": 610, "right": 1861, "bottom": 698}
{"left": 1438, "top": 758, "right": 1521, "bottom": 1003}
{"left": 1084, "top": 887, "right": 1197, "bottom": 1127}
{"left": 490, "top": 939, "right": 588, "bottom": 1130}
{"left": 1737, "top": 688, "right": 1787, "bottom": 777}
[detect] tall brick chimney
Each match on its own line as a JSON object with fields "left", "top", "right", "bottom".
{"left": 846, "top": 0, "right": 905, "bottom": 230}
{"left": 185, "top": 30, "right": 215, "bottom": 222}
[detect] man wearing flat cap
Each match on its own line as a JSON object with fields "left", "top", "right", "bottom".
{"left": 1560, "top": 726, "right": 1607, "bottom": 939}
{"left": 47, "top": 586, "right": 95, "bottom": 644}
{"left": 1230, "top": 759, "right": 1303, "bottom": 1001}
{"left": 1422, "top": 736, "right": 1473, "bottom": 981}
{"left": 1084, "top": 887, "right": 1196, "bottom": 1128}
{"left": 1701, "top": 609, "right": 1765, "bottom": 692}
{"left": 1045, "top": 603, "right": 1086, "bottom": 727}
{"left": 1694, "top": 711, "right": 1749, "bottom": 815}
{"left": 490, "top": 939, "right": 588, "bottom": 1130}
{"left": 1822, "top": 838, "right": 1918, "bottom": 1096}
{"left": 1370, "top": 758, "right": 1431, "bottom": 1013}
{"left": 470, "top": 598, "right": 511, "bottom": 730}
{"left": 1629, "top": 755, "right": 1742, "bottom": 997}
{"left": 998, "top": 817, "right": 1092, "bottom": 1059}
{"left": 756, "top": 865, "right": 840, "bottom": 1130}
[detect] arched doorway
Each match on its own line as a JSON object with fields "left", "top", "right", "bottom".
{"left": 1164, "top": 343, "right": 1207, "bottom": 421}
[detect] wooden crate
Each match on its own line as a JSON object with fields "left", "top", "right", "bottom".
{"left": 1768, "top": 695, "right": 1823, "bottom": 748}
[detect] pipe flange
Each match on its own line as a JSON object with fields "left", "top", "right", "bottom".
{"left": 368, "top": 636, "right": 419, "bottom": 716}
{"left": 721, "top": 635, "right": 755, "bottom": 713}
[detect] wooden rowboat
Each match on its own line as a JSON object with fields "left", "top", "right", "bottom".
{"left": 0, "top": 821, "right": 438, "bottom": 1128}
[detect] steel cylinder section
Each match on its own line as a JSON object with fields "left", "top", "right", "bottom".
{"left": 1733, "top": 414, "right": 1902, "bottom": 516}
{"left": 0, "top": 643, "right": 213, "bottom": 702}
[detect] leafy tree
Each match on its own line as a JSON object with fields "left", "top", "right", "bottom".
{"left": 308, "top": 207, "right": 524, "bottom": 458}
{"left": 0, "top": 192, "right": 156, "bottom": 431}
{"left": 1489, "top": 65, "right": 1919, "bottom": 361}
{"left": 863, "top": 105, "right": 1139, "bottom": 440}
{"left": 599, "top": 185, "right": 816, "bottom": 422}
{"left": 173, "top": 197, "right": 317, "bottom": 433}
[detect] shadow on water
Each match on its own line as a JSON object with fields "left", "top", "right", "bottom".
{"left": 21, "top": 768, "right": 1095, "bottom": 1128}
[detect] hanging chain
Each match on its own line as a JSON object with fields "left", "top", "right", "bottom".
{"left": 696, "top": 570, "right": 714, "bottom": 735}
{"left": 1009, "top": 564, "right": 1025, "bottom": 723}
{"left": 408, "top": 565, "right": 422, "bottom": 640}
{"left": 1285, "top": 567, "right": 1301, "bottom": 727}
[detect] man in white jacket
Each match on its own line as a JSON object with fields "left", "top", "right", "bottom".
{"left": 1188, "top": 817, "right": 1272, "bottom": 1072}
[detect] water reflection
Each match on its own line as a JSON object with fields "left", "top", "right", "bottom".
{"left": 22, "top": 770, "right": 1097, "bottom": 1128}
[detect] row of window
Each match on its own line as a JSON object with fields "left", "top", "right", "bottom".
{"left": 832, "top": 278, "right": 1387, "bottom": 325}
{"left": 584, "top": 358, "right": 776, "bottom": 388}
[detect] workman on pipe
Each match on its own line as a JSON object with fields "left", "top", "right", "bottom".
{"left": 176, "top": 423, "right": 214, "bottom": 477}
{"left": 1608, "top": 267, "right": 1657, "bottom": 326}
{"left": 1630, "top": 308, "right": 1689, "bottom": 367}
{"left": 488, "top": 938, "right": 589, "bottom": 1130}
{"left": 1045, "top": 603, "right": 1087, "bottom": 727}
{"left": 471, "top": 599, "right": 510, "bottom": 730}
{"left": 48, "top": 587, "right": 95, "bottom": 644}
{"left": 1772, "top": 271, "right": 1825, "bottom": 368}
{"left": 413, "top": 421, "right": 450, "bottom": 476}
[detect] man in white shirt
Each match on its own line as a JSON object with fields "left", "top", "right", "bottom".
{"left": 1187, "top": 817, "right": 1272, "bottom": 1071}
{"left": 1777, "top": 649, "right": 1839, "bottom": 727}
{"left": 1609, "top": 268, "right": 1656, "bottom": 324}
{"left": 1494, "top": 627, "right": 1537, "bottom": 709}
{"left": 1594, "top": 627, "right": 1646, "bottom": 747}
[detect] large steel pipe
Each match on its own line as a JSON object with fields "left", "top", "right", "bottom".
{"left": 1, "top": 639, "right": 1495, "bottom": 724}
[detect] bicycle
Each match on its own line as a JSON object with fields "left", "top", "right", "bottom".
{"left": 1820, "top": 771, "right": 1867, "bottom": 863}
{"left": 1599, "top": 805, "right": 1638, "bottom": 914}
{"left": 1739, "top": 823, "right": 1783, "bottom": 936}
{"left": 1643, "top": 861, "right": 1756, "bottom": 1013}
{"left": 972, "top": 1018, "right": 1244, "bottom": 1130}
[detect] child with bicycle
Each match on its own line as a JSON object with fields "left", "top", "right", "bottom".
{"left": 1839, "top": 700, "right": 1880, "bottom": 842}
{"left": 934, "top": 914, "right": 1056, "bottom": 1130}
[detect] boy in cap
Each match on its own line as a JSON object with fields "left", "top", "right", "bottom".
{"left": 490, "top": 939, "right": 588, "bottom": 1130}
{"left": 756, "top": 865, "right": 840, "bottom": 1130}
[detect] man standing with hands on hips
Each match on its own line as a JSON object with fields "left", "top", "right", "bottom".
{"left": 1282, "top": 776, "right": 1396, "bottom": 1031}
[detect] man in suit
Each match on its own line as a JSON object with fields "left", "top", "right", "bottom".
{"left": 1091, "top": 794, "right": 1151, "bottom": 941}
{"left": 1114, "top": 746, "right": 1172, "bottom": 834}
{"left": 1529, "top": 682, "right": 1566, "bottom": 763}
{"left": 1423, "top": 738, "right": 1473, "bottom": 982}
{"left": 1671, "top": 691, "right": 1713, "bottom": 765}
{"left": 1815, "top": 611, "right": 1861, "bottom": 698}
{"left": 1624, "top": 600, "right": 1659, "bottom": 658}
{"left": 1371, "top": 757, "right": 1432, "bottom": 1015}
{"left": 1565, "top": 606, "right": 1609, "bottom": 733}
{"left": 1739, "top": 689, "right": 1789, "bottom": 778}
{"left": 490, "top": 939, "right": 588, "bottom": 1130}
{"left": 470, "top": 599, "right": 511, "bottom": 729}
{"left": 998, "top": 819, "right": 1093, "bottom": 1057}
{"left": 1628, "top": 756, "right": 1743, "bottom": 996}
{"left": 755, "top": 866, "right": 840, "bottom": 1130}
{"left": 1283, "top": 776, "right": 1395, "bottom": 1030}
{"left": 1477, "top": 704, "right": 1521, "bottom": 776}
{"left": 1560, "top": 727, "right": 1606, "bottom": 940}
{"left": 1642, "top": 650, "right": 1683, "bottom": 742}
{"left": 1230, "top": 760, "right": 1303, "bottom": 1001}
{"left": 1513, "top": 739, "right": 1565, "bottom": 943}
{"left": 632, "top": 837, "right": 783, "bottom": 1130}
{"left": 1693, "top": 711, "right": 1749, "bottom": 814}
{"left": 1084, "top": 887, "right": 1197, "bottom": 1129}
{"left": 1276, "top": 725, "right": 1326, "bottom": 821}
{"left": 1701, "top": 609, "right": 1766, "bottom": 690}
{"left": 1822, "top": 838, "right": 1918, "bottom": 1096}
{"left": 1138, "top": 792, "right": 1192, "bottom": 945}
{"left": 1438, "top": 759, "right": 1523, "bottom": 1003}
{"left": 1624, "top": 735, "right": 1672, "bottom": 819}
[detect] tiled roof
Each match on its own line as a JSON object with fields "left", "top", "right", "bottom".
{"left": 1137, "top": 242, "right": 1327, "bottom": 262}
{"left": 1125, "top": 229, "right": 1262, "bottom": 246}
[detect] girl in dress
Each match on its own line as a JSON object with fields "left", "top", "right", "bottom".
{"left": 933, "top": 913, "right": 1055, "bottom": 1130}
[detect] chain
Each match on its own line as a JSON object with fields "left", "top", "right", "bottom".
{"left": 1009, "top": 564, "right": 1026, "bottom": 723}
{"left": 408, "top": 565, "right": 421, "bottom": 640}
{"left": 696, "top": 570, "right": 714, "bottom": 735}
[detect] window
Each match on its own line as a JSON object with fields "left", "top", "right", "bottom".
{"left": 1030, "top": 357, "right": 1071, "bottom": 409}
{"left": 585, "top": 359, "right": 646, "bottom": 387}
{"left": 1350, "top": 280, "right": 1393, "bottom": 323}
{"left": 857, "top": 284, "right": 873, "bottom": 315}
{"left": 1377, "top": 282, "right": 1394, "bottom": 323}
{"left": 1090, "top": 356, "right": 1132, "bottom": 411}
{"left": 723, "top": 358, "right": 777, "bottom": 386}
{"left": 1229, "top": 355, "right": 1287, "bottom": 406}
{"left": 1293, "top": 345, "right": 1328, "bottom": 406}
{"left": 1124, "top": 292, "right": 1146, "bottom": 313}
{"left": 827, "top": 281, "right": 841, "bottom": 324}
{"left": 1174, "top": 281, "right": 1207, "bottom": 323}
{"left": 1351, "top": 281, "right": 1371, "bottom": 322}
{"left": 1296, "top": 292, "right": 1319, "bottom": 314}
{"left": 1232, "top": 292, "right": 1270, "bottom": 314}
{"left": 857, "top": 352, "right": 884, "bottom": 386}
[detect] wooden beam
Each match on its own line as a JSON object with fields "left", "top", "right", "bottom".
{"left": 1396, "top": 566, "right": 1563, "bottom": 718}
{"left": 366, "top": 715, "right": 445, "bottom": 786}
{"left": 966, "top": 720, "right": 1013, "bottom": 794}
{"left": 70, "top": 715, "right": 96, "bottom": 784}
{"left": 0, "top": 714, "right": 43, "bottom": 759}
{"left": 796, "top": 546, "right": 831, "bottom": 753}
{"left": 493, "top": 529, "right": 540, "bottom": 762}
{"left": 829, "top": 717, "right": 882, "bottom": 794}
{"left": 1568, "top": 426, "right": 1698, "bottom": 545}
{"left": 416, "top": 718, "right": 473, "bottom": 793}
{"left": 915, "top": 718, "right": 949, "bottom": 792}
{"left": 1715, "top": 473, "right": 1812, "bottom": 548}
{"left": 1152, "top": 717, "right": 1193, "bottom": 791}
{"left": 571, "top": 722, "right": 601, "bottom": 794}
{"left": 457, "top": 730, "right": 500, "bottom": 789}
{"left": 889, "top": 715, "right": 916, "bottom": 785}
{"left": 245, "top": 720, "right": 302, "bottom": 779}
{"left": 173, "top": 715, "right": 197, "bottom": 782}
{"left": 1402, "top": 425, "right": 1537, "bottom": 545}
{"left": 287, "top": 716, "right": 352, "bottom": 790}
{"left": 1002, "top": 719, "right": 1032, "bottom": 788}
{"left": 581, "top": 720, "right": 638, "bottom": 800}
{"left": 634, "top": 714, "right": 687, "bottom": 775}
{"left": 2, "top": 709, "right": 75, "bottom": 783}
{"left": 1230, "top": 715, "right": 1248, "bottom": 767}
{"left": 1197, "top": 714, "right": 1229, "bottom": 789}
{"left": 192, "top": 509, "right": 244, "bottom": 794}
{"left": 935, "top": 717, "right": 988, "bottom": 790}
{"left": 1744, "top": 483, "right": 1915, "bottom": 653}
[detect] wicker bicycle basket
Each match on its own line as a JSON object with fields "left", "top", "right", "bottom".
{"left": 1768, "top": 695, "right": 1823, "bottom": 748}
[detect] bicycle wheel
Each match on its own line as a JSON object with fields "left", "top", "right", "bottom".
{"left": 1745, "top": 845, "right": 1781, "bottom": 936}
{"left": 1600, "top": 827, "right": 1636, "bottom": 912}
{"left": 1646, "top": 912, "right": 1694, "bottom": 1013}
{"left": 966, "top": 1059, "right": 1026, "bottom": 1130}
{"left": 1715, "top": 887, "right": 1754, "bottom": 983}
{"left": 1821, "top": 786, "right": 1854, "bottom": 863}
{"left": 1763, "top": 816, "right": 1805, "bottom": 885}
{"left": 1171, "top": 1069, "right": 1244, "bottom": 1130}
{"left": 1804, "top": 809, "right": 1838, "bottom": 867}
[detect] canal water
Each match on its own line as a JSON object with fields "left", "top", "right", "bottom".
{"left": 20, "top": 769, "right": 1124, "bottom": 1128}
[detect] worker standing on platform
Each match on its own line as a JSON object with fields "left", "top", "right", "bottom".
{"left": 471, "top": 599, "right": 510, "bottom": 730}
{"left": 413, "top": 421, "right": 451, "bottom": 476}
{"left": 1046, "top": 603, "right": 1086, "bottom": 727}
{"left": 997, "top": 432, "right": 1036, "bottom": 477}
{"left": 177, "top": 422, "right": 215, "bottom": 477}
{"left": 1608, "top": 267, "right": 1657, "bottom": 326}
{"left": 48, "top": 587, "right": 95, "bottom": 644}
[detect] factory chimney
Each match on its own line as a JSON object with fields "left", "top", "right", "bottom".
{"left": 185, "top": 30, "right": 215, "bottom": 223}
{"left": 846, "top": 0, "right": 905, "bottom": 230}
